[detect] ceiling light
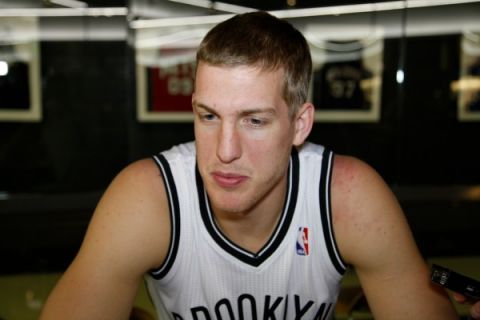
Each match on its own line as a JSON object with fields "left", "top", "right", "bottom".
{"left": 273, "top": 0, "right": 480, "bottom": 19}
{"left": 396, "top": 69, "right": 405, "bottom": 84}
{"left": 132, "top": 0, "right": 480, "bottom": 29}
{"left": 167, "top": 0, "right": 255, "bottom": 14}
{"left": 48, "top": 0, "right": 88, "bottom": 9}
{"left": 0, "top": 61, "right": 8, "bottom": 76}
{"left": 0, "top": 7, "right": 127, "bottom": 17}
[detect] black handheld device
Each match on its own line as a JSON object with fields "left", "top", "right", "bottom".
{"left": 431, "top": 264, "right": 480, "bottom": 301}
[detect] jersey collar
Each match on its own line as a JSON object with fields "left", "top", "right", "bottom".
{"left": 195, "top": 148, "right": 299, "bottom": 267}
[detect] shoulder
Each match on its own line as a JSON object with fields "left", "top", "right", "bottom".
{"left": 87, "top": 157, "right": 172, "bottom": 272}
{"left": 331, "top": 154, "right": 382, "bottom": 188}
{"left": 331, "top": 154, "right": 397, "bottom": 215}
{"left": 330, "top": 155, "right": 407, "bottom": 266}
{"left": 107, "top": 157, "right": 165, "bottom": 197}
{"left": 39, "top": 158, "right": 172, "bottom": 318}
{"left": 97, "top": 158, "right": 169, "bottom": 222}
{"left": 328, "top": 155, "right": 458, "bottom": 318}
{"left": 331, "top": 155, "right": 393, "bottom": 214}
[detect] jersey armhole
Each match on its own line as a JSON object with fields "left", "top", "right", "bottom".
{"left": 319, "top": 149, "right": 348, "bottom": 275}
{"left": 148, "top": 154, "right": 181, "bottom": 279}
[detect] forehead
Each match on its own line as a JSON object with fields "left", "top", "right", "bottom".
{"left": 194, "top": 63, "right": 286, "bottom": 112}
{"left": 195, "top": 62, "right": 284, "bottom": 86}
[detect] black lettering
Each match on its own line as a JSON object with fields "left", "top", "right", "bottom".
{"left": 319, "top": 303, "right": 332, "bottom": 320}
{"left": 263, "top": 295, "right": 284, "bottom": 320}
{"left": 192, "top": 306, "right": 212, "bottom": 320}
{"left": 174, "top": 294, "right": 330, "bottom": 320}
{"left": 238, "top": 294, "right": 257, "bottom": 320}
{"left": 215, "top": 298, "right": 235, "bottom": 320}
{"left": 313, "top": 303, "right": 326, "bottom": 320}
{"left": 294, "top": 295, "right": 313, "bottom": 319}
{"left": 283, "top": 295, "right": 288, "bottom": 320}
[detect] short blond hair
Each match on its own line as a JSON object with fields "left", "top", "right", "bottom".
{"left": 196, "top": 11, "right": 312, "bottom": 116}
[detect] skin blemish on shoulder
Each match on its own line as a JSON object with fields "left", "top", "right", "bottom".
{"left": 332, "top": 155, "right": 382, "bottom": 242}
{"left": 332, "top": 156, "right": 360, "bottom": 209}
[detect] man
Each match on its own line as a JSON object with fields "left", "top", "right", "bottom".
{"left": 41, "top": 11, "right": 459, "bottom": 319}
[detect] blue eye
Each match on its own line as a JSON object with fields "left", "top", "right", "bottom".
{"left": 200, "top": 113, "right": 216, "bottom": 121}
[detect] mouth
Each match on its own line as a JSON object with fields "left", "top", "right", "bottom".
{"left": 211, "top": 171, "right": 248, "bottom": 188}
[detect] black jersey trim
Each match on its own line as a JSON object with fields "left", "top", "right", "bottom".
{"left": 319, "top": 149, "right": 347, "bottom": 275}
{"left": 149, "top": 154, "right": 181, "bottom": 279}
{"left": 196, "top": 149, "right": 299, "bottom": 267}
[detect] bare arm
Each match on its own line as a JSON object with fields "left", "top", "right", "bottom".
{"left": 332, "top": 155, "right": 458, "bottom": 320}
{"left": 40, "top": 159, "right": 170, "bottom": 320}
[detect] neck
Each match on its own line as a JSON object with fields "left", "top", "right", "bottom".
{"left": 210, "top": 174, "right": 288, "bottom": 254}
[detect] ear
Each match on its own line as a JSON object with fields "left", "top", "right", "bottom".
{"left": 292, "top": 102, "right": 314, "bottom": 147}
{"left": 191, "top": 92, "right": 196, "bottom": 107}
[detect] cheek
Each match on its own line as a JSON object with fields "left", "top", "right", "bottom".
{"left": 196, "top": 139, "right": 212, "bottom": 161}
{"left": 195, "top": 125, "right": 216, "bottom": 154}
{"left": 246, "top": 124, "right": 294, "bottom": 155}
{"left": 246, "top": 139, "right": 291, "bottom": 170}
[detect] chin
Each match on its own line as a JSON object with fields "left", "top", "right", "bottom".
{"left": 208, "top": 192, "right": 253, "bottom": 214}
{"left": 211, "top": 195, "right": 242, "bottom": 212}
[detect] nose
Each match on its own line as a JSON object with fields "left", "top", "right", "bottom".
{"left": 216, "top": 122, "right": 241, "bottom": 163}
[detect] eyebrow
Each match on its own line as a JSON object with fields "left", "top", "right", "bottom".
{"left": 192, "top": 100, "right": 277, "bottom": 117}
{"left": 192, "top": 101, "right": 213, "bottom": 113}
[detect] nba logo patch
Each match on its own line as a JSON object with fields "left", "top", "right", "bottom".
{"left": 296, "top": 227, "right": 310, "bottom": 256}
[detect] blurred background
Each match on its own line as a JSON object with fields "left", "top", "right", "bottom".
{"left": 0, "top": 0, "right": 479, "bottom": 319}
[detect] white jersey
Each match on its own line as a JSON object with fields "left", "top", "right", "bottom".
{"left": 145, "top": 141, "right": 347, "bottom": 320}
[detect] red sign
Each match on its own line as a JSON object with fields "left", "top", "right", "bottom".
{"left": 149, "top": 61, "right": 195, "bottom": 112}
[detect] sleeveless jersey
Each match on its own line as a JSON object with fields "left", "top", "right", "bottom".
{"left": 145, "top": 141, "right": 347, "bottom": 320}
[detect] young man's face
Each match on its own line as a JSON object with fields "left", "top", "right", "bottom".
{"left": 192, "top": 62, "right": 307, "bottom": 215}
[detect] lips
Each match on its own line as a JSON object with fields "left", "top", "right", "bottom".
{"left": 211, "top": 171, "right": 248, "bottom": 188}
